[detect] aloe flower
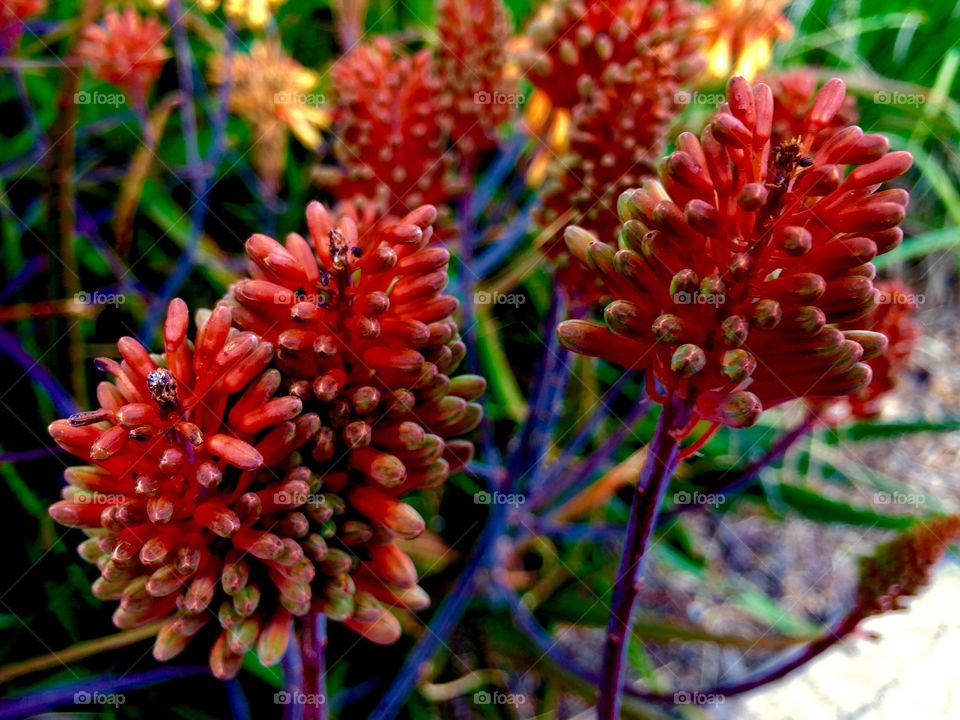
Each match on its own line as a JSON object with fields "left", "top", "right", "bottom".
{"left": 76, "top": 9, "right": 168, "bottom": 105}
{"left": 558, "top": 76, "right": 913, "bottom": 429}
{"left": 315, "top": 39, "right": 461, "bottom": 220}
{"left": 517, "top": 0, "right": 702, "bottom": 294}
{"left": 435, "top": 0, "right": 516, "bottom": 162}
{"left": 227, "top": 200, "right": 483, "bottom": 640}
{"left": 49, "top": 300, "right": 313, "bottom": 678}
{"left": 695, "top": 0, "right": 793, "bottom": 81}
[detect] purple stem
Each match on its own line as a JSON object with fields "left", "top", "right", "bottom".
{"left": 597, "top": 396, "right": 691, "bottom": 720}
{"left": 300, "top": 611, "right": 328, "bottom": 720}
{"left": 0, "top": 446, "right": 67, "bottom": 462}
{"left": 0, "top": 255, "right": 45, "bottom": 303}
{"left": 282, "top": 627, "right": 304, "bottom": 720}
{"left": 501, "top": 581, "right": 863, "bottom": 706}
{"left": 663, "top": 416, "right": 814, "bottom": 520}
{"left": 535, "top": 394, "right": 652, "bottom": 513}
{"left": 0, "top": 666, "right": 210, "bottom": 719}
{"left": 0, "top": 327, "right": 79, "bottom": 416}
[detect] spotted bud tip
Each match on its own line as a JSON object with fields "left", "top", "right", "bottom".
{"left": 671, "top": 344, "right": 706, "bottom": 377}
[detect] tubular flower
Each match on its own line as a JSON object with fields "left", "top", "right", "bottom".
{"left": 77, "top": 9, "right": 168, "bottom": 105}
{"left": 209, "top": 41, "right": 328, "bottom": 193}
{"left": 844, "top": 279, "right": 922, "bottom": 418}
{"left": 315, "top": 38, "right": 461, "bottom": 222}
{"left": 0, "top": 0, "right": 45, "bottom": 55}
{"left": 764, "top": 69, "right": 858, "bottom": 149}
{"left": 227, "top": 200, "right": 484, "bottom": 642}
{"left": 48, "top": 299, "right": 319, "bottom": 679}
{"left": 557, "top": 77, "right": 914, "bottom": 429}
{"left": 695, "top": 0, "right": 792, "bottom": 82}
{"left": 517, "top": 0, "right": 701, "bottom": 187}
{"left": 435, "top": 0, "right": 516, "bottom": 162}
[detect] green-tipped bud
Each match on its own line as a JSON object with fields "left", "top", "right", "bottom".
{"left": 671, "top": 344, "right": 706, "bottom": 377}
{"left": 652, "top": 314, "right": 684, "bottom": 343}
{"left": 720, "top": 315, "right": 749, "bottom": 346}
{"left": 318, "top": 548, "right": 354, "bottom": 576}
{"left": 721, "top": 349, "right": 757, "bottom": 382}
{"left": 233, "top": 585, "right": 261, "bottom": 617}
{"left": 669, "top": 269, "right": 699, "bottom": 300}
{"left": 844, "top": 330, "right": 888, "bottom": 361}
{"left": 782, "top": 226, "right": 812, "bottom": 255}
{"left": 227, "top": 617, "right": 260, "bottom": 654}
{"left": 257, "top": 608, "right": 292, "bottom": 667}
{"left": 752, "top": 299, "right": 782, "bottom": 329}
{"left": 303, "top": 533, "right": 329, "bottom": 563}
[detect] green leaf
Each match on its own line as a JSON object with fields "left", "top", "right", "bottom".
{"left": 759, "top": 483, "right": 918, "bottom": 529}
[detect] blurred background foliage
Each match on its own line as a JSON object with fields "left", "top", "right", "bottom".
{"left": 1, "top": 0, "right": 959, "bottom": 718}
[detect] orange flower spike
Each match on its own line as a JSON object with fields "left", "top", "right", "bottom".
{"left": 558, "top": 77, "right": 913, "bottom": 428}
{"left": 47, "top": 299, "right": 324, "bottom": 679}
{"left": 76, "top": 9, "right": 168, "bottom": 105}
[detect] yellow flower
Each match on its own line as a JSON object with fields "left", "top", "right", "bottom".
{"left": 146, "top": 0, "right": 284, "bottom": 30}
{"left": 210, "top": 41, "right": 329, "bottom": 190}
{"left": 696, "top": 0, "right": 793, "bottom": 82}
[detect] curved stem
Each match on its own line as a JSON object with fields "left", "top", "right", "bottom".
{"left": 663, "top": 413, "right": 815, "bottom": 520}
{"left": 598, "top": 398, "right": 690, "bottom": 720}
{"left": 300, "top": 611, "right": 328, "bottom": 720}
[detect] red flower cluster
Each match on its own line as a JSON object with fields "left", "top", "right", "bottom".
{"left": 317, "top": 38, "right": 461, "bottom": 220}
{"left": 557, "top": 77, "right": 913, "bottom": 428}
{"left": 845, "top": 278, "right": 922, "bottom": 418}
{"left": 77, "top": 9, "right": 168, "bottom": 105}
{"left": 518, "top": 0, "right": 703, "bottom": 295}
{"left": 48, "top": 201, "right": 483, "bottom": 674}
{"left": 49, "top": 300, "right": 313, "bottom": 678}
{"left": 435, "top": 0, "right": 516, "bottom": 162}
{"left": 227, "top": 201, "right": 482, "bottom": 636}
{"left": 0, "top": 0, "right": 45, "bottom": 54}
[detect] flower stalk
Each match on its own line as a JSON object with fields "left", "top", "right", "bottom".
{"left": 598, "top": 395, "right": 691, "bottom": 720}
